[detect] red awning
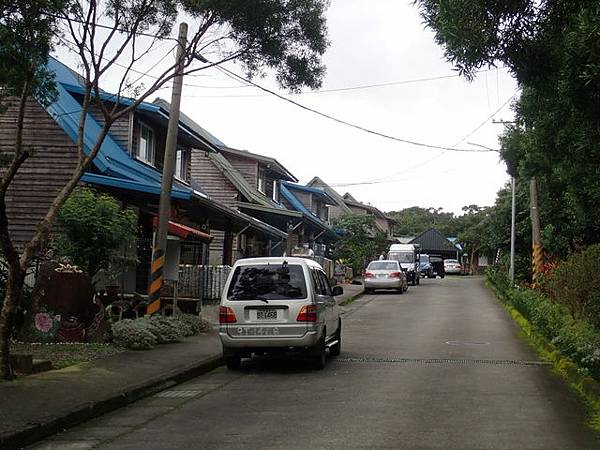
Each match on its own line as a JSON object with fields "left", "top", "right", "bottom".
{"left": 152, "top": 217, "right": 213, "bottom": 242}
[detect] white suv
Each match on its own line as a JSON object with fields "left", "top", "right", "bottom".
{"left": 219, "top": 257, "right": 343, "bottom": 370}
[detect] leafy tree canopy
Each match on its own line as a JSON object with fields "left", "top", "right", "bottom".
{"left": 53, "top": 188, "right": 138, "bottom": 279}
{"left": 416, "top": 0, "right": 600, "bottom": 254}
{"left": 332, "top": 214, "right": 388, "bottom": 274}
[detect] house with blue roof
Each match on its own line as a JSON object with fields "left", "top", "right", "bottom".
{"left": 187, "top": 136, "right": 339, "bottom": 265}
{"left": 1, "top": 56, "right": 285, "bottom": 295}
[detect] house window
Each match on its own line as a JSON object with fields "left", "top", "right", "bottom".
{"left": 137, "top": 122, "right": 155, "bottom": 164}
{"left": 175, "top": 147, "right": 188, "bottom": 181}
{"left": 257, "top": 167, "right": 266, "bottom": 194}
{"left": 272, "top": 180, "right": 279, "bottom": 202}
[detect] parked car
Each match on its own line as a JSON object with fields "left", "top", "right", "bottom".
{"left": 219, "top": 257, "right": 342, "bottom": 370}
{"left": 419, "top": 254, "right": 434, "bottom": 279}
{"left": 429, "top": 255, "right": 445, "bottom": 278}
{"left": 363, "top": 260, "right": 408, "bottom": 294}
{"left": 444, "top": 259, "right": 462, "bottom": 274}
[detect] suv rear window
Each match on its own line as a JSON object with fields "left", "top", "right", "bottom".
{"left": 227, "top": 264, "right": 308, "bottom": 300}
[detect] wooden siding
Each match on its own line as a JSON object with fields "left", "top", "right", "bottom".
{"left": 226, "top": 154, "right": 258, "bottom": 187}
{"left": 88, "top": 103, "right": 130, "bottom": 151}
{"left": 0, "top": 98, "right": 79, "bottom": 248}
{"left": 190, "top": 149, "right": 239, "bottom": 206}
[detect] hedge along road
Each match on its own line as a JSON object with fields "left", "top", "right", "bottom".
{"left": 33, "top": 276, "right": 598, "bottom": 449}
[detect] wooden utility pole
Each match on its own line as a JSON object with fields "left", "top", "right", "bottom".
{"left": 529, "top": 177, "right": 544, "bottom": 285}
{"left": 147, "top": 22, "right": 188, "bottom": 315}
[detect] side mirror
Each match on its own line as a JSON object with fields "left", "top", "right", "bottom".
{"left": 332, "top": 285, "right": 344, "bottom": 297}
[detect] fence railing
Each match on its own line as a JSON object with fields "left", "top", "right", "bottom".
{"left": 177, "top": 265, "right": 232, "bottom": 301}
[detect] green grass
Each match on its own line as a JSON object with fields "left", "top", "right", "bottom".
{"left": 487, "top": 281, "right": 600, "bottom": 433}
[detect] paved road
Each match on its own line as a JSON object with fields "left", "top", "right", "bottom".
{"left": 32, "top": 276, "right": 598, "bottom": 449}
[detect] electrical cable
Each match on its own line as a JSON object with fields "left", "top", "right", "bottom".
{"left": 215, "top": 65, "right": 499, "bottom": 153}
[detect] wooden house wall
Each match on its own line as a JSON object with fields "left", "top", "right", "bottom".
{"left": 226, "top": 154, "right": 258, "bottom": 187}
{"left": 88, "top": 103, "right": 130, "bottom": 151}
{"left": 190, "top": 149, "right": 239, "bottom": 206}
{"left": 0, "top": 98, "right": 79, "bottom": 248}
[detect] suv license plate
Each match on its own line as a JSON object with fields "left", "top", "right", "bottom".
{"left": 257, "top": 310, "right": 277, "bottom": 320}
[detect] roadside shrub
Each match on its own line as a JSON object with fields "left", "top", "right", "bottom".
{"left": 488, "top": 268, "right": 600, "bottom": 380}
{"left": 538, "top": 244, "right": 600, "bottom": 328}
{"left": 177, "top": 313, "right": 211, "bottom": 335}
{"left": 145, "top": 316, "right": 184, "bottom": 343}
{"left": 112, "top": 319, "right": 157, "bottom": 350}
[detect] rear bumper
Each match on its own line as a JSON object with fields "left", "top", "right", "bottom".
{"left": 364, "top": 279, "right": 404, "bottom": 289}
{"left": 219, "top": 328, "right": 320, "bottom": 349}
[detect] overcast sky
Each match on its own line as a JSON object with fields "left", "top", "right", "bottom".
{"left": 58, "top": 0, "right": 518, "bottom": 216}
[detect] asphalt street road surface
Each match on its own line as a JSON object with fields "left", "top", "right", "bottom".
{"left": 32, "top": 276, "right": 599, "bottom": 449}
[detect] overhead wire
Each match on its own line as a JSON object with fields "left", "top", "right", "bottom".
{"left": 214, "top": 65, "right": 499, "bottom": 153}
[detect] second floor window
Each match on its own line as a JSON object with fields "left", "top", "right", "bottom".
{"left": 175, "top": 147, "right": 187, "bottom": 181}
{"left": 138, "top": 122, "right": 155, "bottom": 164}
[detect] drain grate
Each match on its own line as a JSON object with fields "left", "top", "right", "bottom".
{"left": 154, "top": 390, "right": 203, "bottom": 398}
{"left": 336, "top": 356, "right": 551, "bottom": 366}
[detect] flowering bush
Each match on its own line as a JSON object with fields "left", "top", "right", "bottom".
{"left": 110, "top": 314, "right": 210, "bottom": 350}
{"left": 111, "top": 319, "right": 157, "bottom": 350}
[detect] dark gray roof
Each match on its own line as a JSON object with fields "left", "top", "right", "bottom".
{"left": 153, "top": 97, "right": 226, "bottom": 147}
{"left": 306, "top": 176, "right": 352, "bottom": 214}
{"left": 217, "top": 145, "right": 297, "bottom": 182}
{"left": 409, "top": 229, "right": 458, "bottom": 253}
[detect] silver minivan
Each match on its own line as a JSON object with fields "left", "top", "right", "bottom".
{"left": 219, "top": 257, "right": 343, "bottom": 370}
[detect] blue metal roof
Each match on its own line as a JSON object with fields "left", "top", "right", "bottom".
{"left": 45, "top": 56, "right": 191, "bottom": 200}
{"left": 281, "top": 182, "right": 336, "bottom": 204}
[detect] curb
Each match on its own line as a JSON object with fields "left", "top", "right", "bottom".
{"left": 0, "top": 353, "right": 223, "bottom": 450}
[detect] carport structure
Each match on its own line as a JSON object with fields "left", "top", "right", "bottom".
{"left": 409, "top": 228, "right": 461, "bottom": 260}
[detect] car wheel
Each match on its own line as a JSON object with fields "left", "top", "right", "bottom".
{"left": 311, "top": 333, "right": 327, "bottom": 370}
{"left": 329, "top": 320, "right": 342, "bottom": 357}
{"left": 365, "top": 288, "right": 374, "bottom": 294}
{"left": 223, "top": 349, "right": 241, "bottom": 371}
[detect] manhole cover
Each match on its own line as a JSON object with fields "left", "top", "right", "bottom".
{"left": 445, "top": 340, "right": 490, "bottom": 346}
{"left": 154, "top": 390, "right": 202, "bottom": 398}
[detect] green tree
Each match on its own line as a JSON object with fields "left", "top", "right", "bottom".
{"left": 416, "top": 0, "right": 600, "bottom": 259}
{"left": 387, "top": 206, "right": 458, "bottom": 237}
{"left": 53, "top": 188, "right": 138, "bottom": 280}
{"left": 0, "top": 0, "right": 330, "bottom": 379}
{"left": 332, "top": 214, "right": 388, "bottom": 275}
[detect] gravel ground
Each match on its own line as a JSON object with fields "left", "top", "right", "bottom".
{"left": 10, "top": 342, "right": 125, "bottom": 370}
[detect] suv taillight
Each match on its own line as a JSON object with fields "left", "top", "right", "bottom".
{"left": 296, "top": 305, "right": 318, "bottom": 322}
{"left": 219, "top": 306, "right": 237, "bottom": 323}
{"left": 363, "top": 271, "right": 374, "bottom": 278}
{"left": 389, "top": 271, "right": 401, "bottom": 278}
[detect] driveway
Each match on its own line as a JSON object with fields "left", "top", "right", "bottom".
{"left": 32, "top": 276, "right": 598, "bottom": 449}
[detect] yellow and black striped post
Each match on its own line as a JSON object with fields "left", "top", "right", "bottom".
{"left": 147, "top": 248, "right": 165, "bottom": 315}
{"left": 532, "top": 243, "right": 544, "bottom": 287}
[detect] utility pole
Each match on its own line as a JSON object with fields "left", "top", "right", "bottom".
{"left": 509, "top": 176, "right": 516, "bottom": 282}
{"left": 147, "top": 22, "right": 188, "bottom": 315}
{"left": 529, "top": 177, "right": 544, "bottom": 286}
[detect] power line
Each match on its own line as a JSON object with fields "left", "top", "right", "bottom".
{"left": 215, "top": 65, "right": 499, "bottom": 153}
{"left": 49, "top": 13, "right": 178, "bottom": 41}
{"left": 185, "top": 68, "right": 503, "bottom": 98}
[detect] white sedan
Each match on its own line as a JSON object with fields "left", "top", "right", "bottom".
{"left": 444, "top": 259, "right": 462, "bottom": 274}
